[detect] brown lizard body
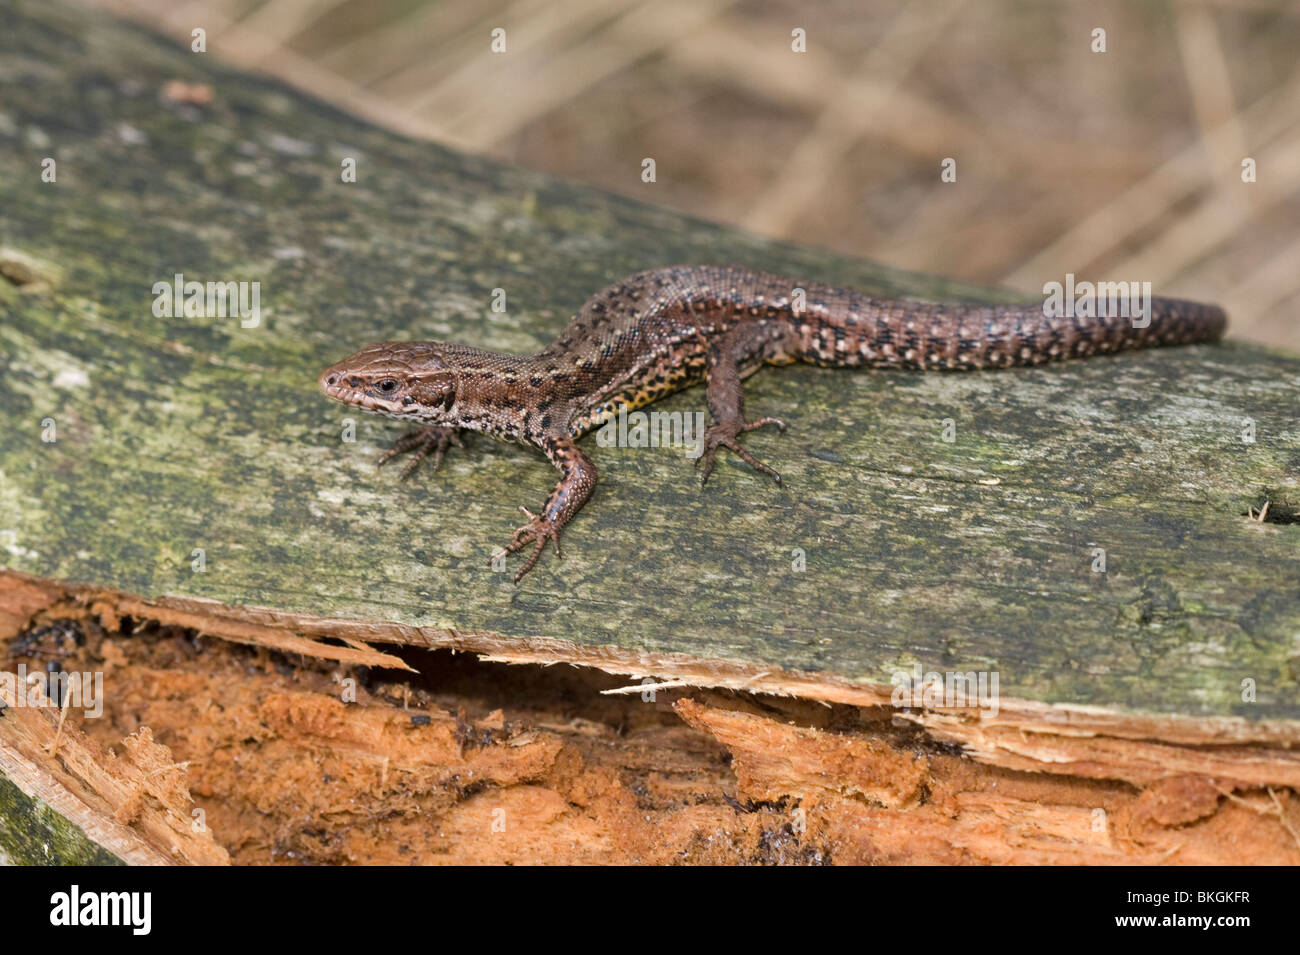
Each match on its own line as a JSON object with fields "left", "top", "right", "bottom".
{"left": 319, "top": 265, "right": 1227, "bottom": 581}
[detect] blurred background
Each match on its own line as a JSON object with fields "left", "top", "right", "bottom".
{"left": 87, "top": 0, "right": 1300, "bottom": 349}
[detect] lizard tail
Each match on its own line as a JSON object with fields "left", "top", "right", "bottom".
{"left": 988, "top": 295, "right": 1228, "bottom": 367}
{"left": 803, "top": 295, "right": 1228, "bottom": 371}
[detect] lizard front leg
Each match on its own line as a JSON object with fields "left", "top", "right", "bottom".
{"left": 377, "top": 425, "right": 464, "bottom": 479}
{"left": 697, "top": 323, "right": 795, "bottom": 485}
{"left": 496, "top": 436, "right": 597, "bottom": 582}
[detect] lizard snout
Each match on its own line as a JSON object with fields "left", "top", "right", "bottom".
{"left": 319, "top": 366, "right": 356, "bottom": 398}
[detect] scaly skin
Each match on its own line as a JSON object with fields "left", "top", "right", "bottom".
{"left": 319, "top": 265, "right": 1227, "bottom": 581}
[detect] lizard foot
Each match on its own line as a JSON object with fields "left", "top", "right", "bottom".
{"left": 696, "top": 417, "right": 787, "bottom": 486}
{"left": 377, "top": 425, "right": 463, "bottom": 479}
{"left": 494, "top": 506, "right": 563, "bottom": 583}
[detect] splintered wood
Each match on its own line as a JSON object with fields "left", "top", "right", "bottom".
{"left": 2, "top": 571, "right": 1298, "bottom": 865}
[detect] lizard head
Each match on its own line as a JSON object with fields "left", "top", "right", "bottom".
{"left": 319, "top": 342, "right": 458, "bottom": 422}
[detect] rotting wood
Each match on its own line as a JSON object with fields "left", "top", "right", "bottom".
{"left": 6, "top": 570, "right": 1300, "bottom": 794}
{"left": 6, "top": 591, "right": 1299, "bottom": 865}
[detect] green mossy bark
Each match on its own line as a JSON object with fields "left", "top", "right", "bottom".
{"left": 0, "top": 0, "right": 1298, "bottom": 729}
{"left": 0, "top": 770, "right": 123, "bottom": 865}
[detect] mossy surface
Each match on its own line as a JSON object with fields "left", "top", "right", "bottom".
{"left": 1, "top": 0, "right": 1298, "bottom": 721}
{"left": 0, "top": 770, "right": 124, "bottom": 865}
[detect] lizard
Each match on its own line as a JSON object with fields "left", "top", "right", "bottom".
{"left": 319, "top": 265, "right": 1227, "bottom": 582}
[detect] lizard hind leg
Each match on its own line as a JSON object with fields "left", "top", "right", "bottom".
{"left": 696, "top": 324, "right": 793, "bottom": 486}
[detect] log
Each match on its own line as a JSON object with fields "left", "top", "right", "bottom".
{"left": 1, "top": 0, "right": 1298, "bottom": 864}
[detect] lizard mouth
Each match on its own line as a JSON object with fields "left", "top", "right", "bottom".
{"left": 318, "top": 369, "right": 398, "bottom": 414}
{"left": 319, "top": 369, "right": 438, "bottom": 422}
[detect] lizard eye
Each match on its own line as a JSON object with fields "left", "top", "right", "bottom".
{"left": 377, "top": 379, "right": 399, "bottom": 394}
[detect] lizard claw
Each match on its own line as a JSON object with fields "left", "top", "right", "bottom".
{"left": 378, "top": 425, "right": 463, "bottom": 479}
{"left": 492, "top": 507, "right": 563, "bottom": 582}
{"left": 697, "top": 419, "right": 785, "bottom": 486}
{"left": 742, "top": 416, "right": 787, "bottom": 434}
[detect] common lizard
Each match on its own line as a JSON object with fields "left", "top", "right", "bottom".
{"left": 319, "top": 265, "right": 1226, "bottom": 581}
